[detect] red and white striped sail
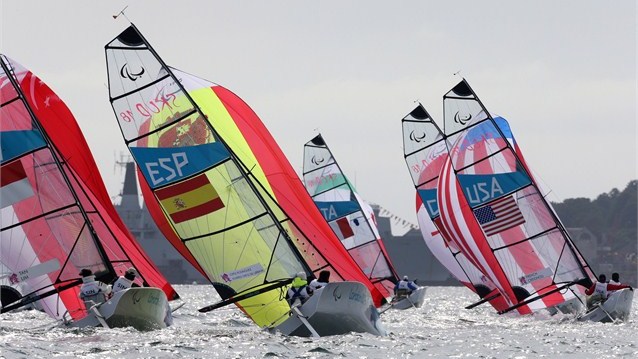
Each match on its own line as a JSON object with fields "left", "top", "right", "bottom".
{"left": 402, "top": 104, "right": 508, "bottom": 312}
{"left": 437, "top": 80, "right": 594, "bottom": 314}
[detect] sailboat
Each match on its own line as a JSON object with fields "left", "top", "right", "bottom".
{"left": 0, "top": 54, "right": 177, "bottom": 330}
{"left": 104, "top": 24, "right": 385, "bottom": 337}
{"left": 436, "top": 79, "right": 597, "bottom": 316}
{"left": 401, "top": 104, "right": 509, "bottom": 312}
{"left": 302, "top": 134, "right": 420, "bottom": 309}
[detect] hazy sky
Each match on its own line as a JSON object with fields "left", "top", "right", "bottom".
{"left": 2, "top": 1, "right": 636, "bottom": 225}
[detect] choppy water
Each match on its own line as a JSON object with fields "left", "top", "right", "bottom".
{"left": 1, "top": 285, "right": 635, "bottom": 358}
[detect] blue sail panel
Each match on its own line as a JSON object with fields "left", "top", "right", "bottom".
{"left": 457, "top": 171, "right": 532, "bottom": 207}
{"left": 131, "top": 142, "right": 230, "bottom": 188}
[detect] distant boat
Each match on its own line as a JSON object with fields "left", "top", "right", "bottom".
{"left": 0, "top": 55, "right": 176, "bottom": 330}
{"left": 104, "top": 24, "right": 385, "bottom": 337}
{"left": 401, "top": 104, "right": 508, "bottom": 312}
{"left": 437, "top": 79, "right": 596, "bottom": 316}
{"left": 302, "top": 134, "right": 412, "bottom": 307}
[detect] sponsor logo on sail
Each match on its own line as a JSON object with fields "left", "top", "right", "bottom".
{"left": 8, "top": 273, "right": 19, "bottom": 285}
{"left": 519, "top": 267, "right": 552, "bottom": 285}
{"left": 120, "top": 63, "right": 145, "bottom": 81}
{"left": 220, "top": 264, "right": 264, "bottom": 283}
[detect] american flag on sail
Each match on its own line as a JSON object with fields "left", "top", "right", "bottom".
{"left": 473, "top": 195, "right": 525, "bottom": 236}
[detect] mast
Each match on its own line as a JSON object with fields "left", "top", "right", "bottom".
{"left": 0, "top": 55, "right": 116, "bottom": 282}
{"left": 401, "top": 103, "right": 503, "bottom": 303}
{"left": 449, "top": 79, "right": 593, "bottom": 284}
{"left": 438, "top": 79, "right": 594, "bottom": 312}
{"left": 304, "top": 133, "right": 399, "bottom": 285}
{"left": 106, "top": 24, "right": 320, "bottom": 288}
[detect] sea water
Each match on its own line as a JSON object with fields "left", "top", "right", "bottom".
{"left": 0, "top": 285, "right": 635, "bottom": 358}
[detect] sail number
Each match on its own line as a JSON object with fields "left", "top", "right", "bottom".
{"left": 119, "top": 86, "right": 179, "bottom": 123}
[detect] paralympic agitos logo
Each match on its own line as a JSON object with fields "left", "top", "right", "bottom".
{"left": 454, "top": 111, "right": 472, "bottom": 126}
{"left": 120, "top": 63, "right": 145, "bottom": 81}
{"left": 311, "top": 155, "right": 325, "bottom": 166}
{"left": 409, "top": 130, "right": 426, "bottom": 143}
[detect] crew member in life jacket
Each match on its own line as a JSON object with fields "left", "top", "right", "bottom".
{"left": 112, "top": 267, "right": 140, "bottom": 293}
{"left": 309, "top": 270, "right": 330, "bottom": 291}
{"left": 585, "top": 273, "right": 632, "bottom": 309}
{"left": 287, "top": 271, "right": 314, "bottom": 306}
{"left": 394, "top": 275, "right": 418, "bottom": 298}
{"left": 78, "top": 268, "right": 112, "bottom": 308}
{"left": 609, "top": 272, "right": 621, "bottom": 285}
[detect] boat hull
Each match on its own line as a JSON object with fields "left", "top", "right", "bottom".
{"left": 391, "top": 286, "right": 427, "bottom": 310}
{"left": 69, "top": 288, "right": 172, "bottom": 331}
{"left": 577, "top": 288, "right": 634, "bottom": 323}
{"left": 274, "top": 282, "right": 386, "bottom": 337}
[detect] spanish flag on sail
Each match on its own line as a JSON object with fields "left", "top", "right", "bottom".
{"left": 155, "top": 174, "right": 224, "bottom": 223}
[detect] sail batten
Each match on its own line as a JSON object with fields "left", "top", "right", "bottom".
{"left": 401, "top": 103, "right": 509, "bottom": 311}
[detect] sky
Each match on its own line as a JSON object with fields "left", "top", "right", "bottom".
{"left": 1, "top": 1, "right": 636, "bottom": 226}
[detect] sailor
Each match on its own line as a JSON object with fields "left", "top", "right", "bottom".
{"left": 287, "top": 271, "right": 313, "bottom": 306}
{"left": 585, "top": 274, "right": 632, "bottom": 309}
{"left": 309, "top": 270, "right": 330, "bottom": 290}
{"left": 78, "top": 268, "right": 112, "bottom": 308}
{"left": 609, "top": 272, "right": 621, "bottom": 285}
{"left": 112, "top": 267, "right": 139, "bottom": 293}
{"left": 394, "top": 275, "right": 418, "bottom": 298}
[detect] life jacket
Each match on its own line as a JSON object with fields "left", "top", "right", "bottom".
{"left": 288, "top": 278, "right": 311, "bottom": 304}
{"left": 593, "top": 281, "right": 608, "bottom": 297}
{"left": 397, "top": 280, "right": 413, "bottom": 291}
{"left": 112, "top": 276, "right": 133, "bottom": 293}
{"left": 79, "top": 276, "right": 110, "bottom": 308}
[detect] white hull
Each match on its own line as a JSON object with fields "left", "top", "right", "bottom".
{"left": 577, "top": 288, "right": 634, "bottom": 323}
{"left": 273, "top": 282, "right": 386, "bottom": 337}
{"left": 69, "top": 288, "right": 172, "bottom": 331}
{"left": 391, "top": 287, "right": 427, "bottom": 310}
{"left": 552, "top": 296, "right": 583, "bottom": 315}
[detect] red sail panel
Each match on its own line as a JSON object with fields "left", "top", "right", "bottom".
{"left": 210, "top": 85, "right": 386, "bottom": 307}
{"left": 13, "top": 60, "right": 178, "bottom": 301}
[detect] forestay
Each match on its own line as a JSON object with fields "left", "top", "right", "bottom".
{"left": 303, "top": 134, "right": 399, "bottom": 303}
{"left": 437, "top": 80, "right": 594, "bottom": 314}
